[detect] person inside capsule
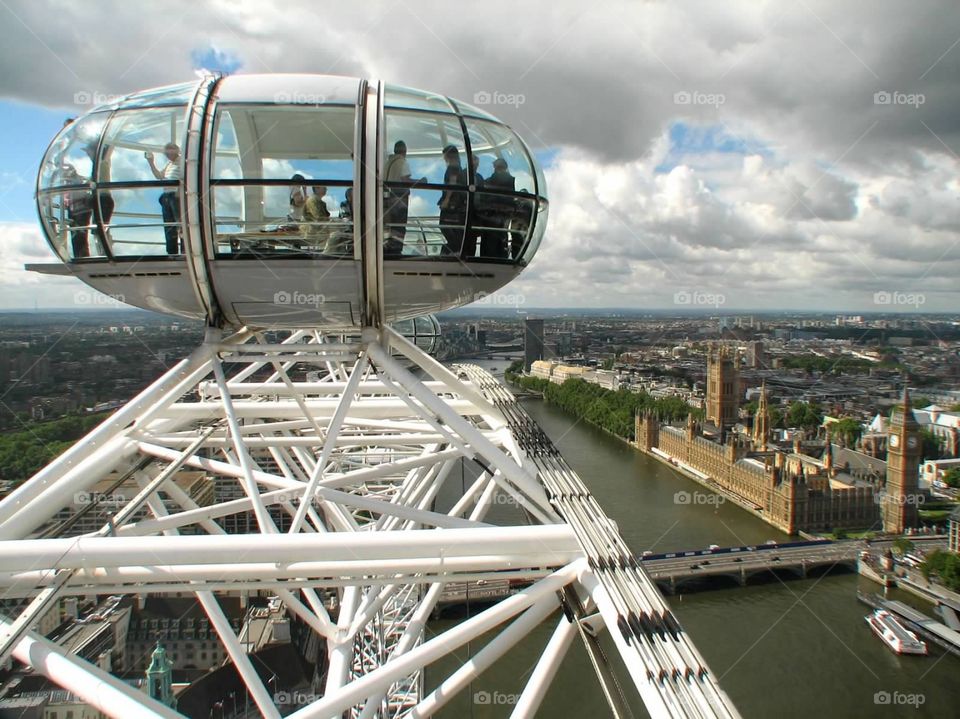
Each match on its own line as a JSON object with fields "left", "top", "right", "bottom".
{"left": 143, "top": 142, "right": 182, "bottom": 255}
{"left": 301, "top": 185, "right": 329, "bottom": 246}
{"left": 60, "top": 164, "right": 94, "bottom": 259}
{"left": 287, "top": 174, "right": 307, "bottom": 222}
{"left": 92, "top": 143, "right": 115, "bottom": 252}
{"left": 480, "top": 157, "right": 516, "bottom": 259}
{"left": 438, "top": 145, "right": 467, "bottom": 256}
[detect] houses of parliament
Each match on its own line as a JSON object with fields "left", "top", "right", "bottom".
{"left": 635, "top": 345, "right": 922, "bottom": 535}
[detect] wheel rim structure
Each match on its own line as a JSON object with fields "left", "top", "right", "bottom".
{"left": 0, "top": 326, "right": 741, "bottom": 718}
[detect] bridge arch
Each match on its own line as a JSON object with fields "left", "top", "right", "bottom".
{"left": 670, "top": 573, "right": 744, "bottom": 594}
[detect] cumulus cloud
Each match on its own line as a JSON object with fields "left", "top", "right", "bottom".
{"left": 505, "top": 139, "right": 960, "bottom": 310}
{"left": 0, "top": 223, "right": 87, "bottom": 308}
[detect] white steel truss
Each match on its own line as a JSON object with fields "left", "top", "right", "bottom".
{"left": 0, "top": 326, "right": 741, "bottom": 719}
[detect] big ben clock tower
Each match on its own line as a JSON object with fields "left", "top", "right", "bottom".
{"left": 882, "top": 388, "right": 922, "bottom": 534}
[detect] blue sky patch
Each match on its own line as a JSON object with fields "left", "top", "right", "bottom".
{"left": 0, "top": 100, "right": 71, "bottom": 222}
{"left": 655, "top": 121, "right": 770, "bottom": 173}
{"left": 191, "top": 46, "right": 243, "bottom": 75}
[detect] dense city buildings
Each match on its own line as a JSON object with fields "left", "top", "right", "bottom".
{"left": 0, "top": 310, "right": 203, "bottom": 432}
{"left": 442, "top": 308, "right": 960, "bottom": 431}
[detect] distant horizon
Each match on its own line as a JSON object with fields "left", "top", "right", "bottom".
{"left": 0, "top": 306, "right": 957, "bottom": 319}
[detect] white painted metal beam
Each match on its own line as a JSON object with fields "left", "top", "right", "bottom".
{"left": 0, "top": 618, "right": 184, "bottom": 719}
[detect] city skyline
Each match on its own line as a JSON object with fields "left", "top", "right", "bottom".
{"left": 0, "top": 1, "right": 958, "bottom": 312}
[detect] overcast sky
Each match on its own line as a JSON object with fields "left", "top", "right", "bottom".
{"left": 0, "top": 0, "right": 958, "bottom": 313}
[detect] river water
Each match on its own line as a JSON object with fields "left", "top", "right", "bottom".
{"left": 427, "top": 360, "right": 960, "bottom": 718}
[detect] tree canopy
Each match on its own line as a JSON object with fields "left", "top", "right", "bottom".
{"left": 509, "top": 375, "right": 702, "bottom": 441}
{"left": 785, "top": 401, "right": 823, "bottom": 431}
{"left": 0, "top": 413, "right": 109, "bottom": 487}
{"left": 921, "top": 550, "right": 960, "bottom": 592}
{"left": 919, "top": 428, "right": 944, "bottom": 461}
{"left": 829, "top": 417, "right": 863, "bottom": 447}
{"left": 941, "top": 468, "right": 960, "bottom": 489}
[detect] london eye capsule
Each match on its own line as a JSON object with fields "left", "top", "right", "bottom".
{"left": 30, "top": 74, "right": 548, "bottom": 328}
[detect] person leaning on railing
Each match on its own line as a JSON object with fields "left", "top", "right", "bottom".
{"left": 385, "top": 140, "right": 427, "bottom": 255}
{"left": 144, "top": 143, "right": 183, "bottom": 255}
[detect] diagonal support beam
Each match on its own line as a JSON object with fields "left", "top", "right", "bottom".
{"left": 288, "top": 561, "right": 582, "bottom": 719}
{"left": 0, "top": 617, "right": 182, "bottom": 719}
{"left": 289, "top": 355, "right": 369, "bottom": 533}
{"left": 511, "top": 613, "right": 579, "bottom": 718}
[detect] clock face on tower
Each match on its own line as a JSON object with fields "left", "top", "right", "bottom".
{"left": 907, "top": 435, "right": 919, "bottom": 450}
{"left": 889, "top": 434, "right": 900, "bottom": 449}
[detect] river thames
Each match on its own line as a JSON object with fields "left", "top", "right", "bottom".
{"left": 427, "top": 360, "right": 960, "bottom": 718}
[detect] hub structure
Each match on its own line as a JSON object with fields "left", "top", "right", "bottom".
{"left": 1, "top": 73, "right": 743, "bottom": 718}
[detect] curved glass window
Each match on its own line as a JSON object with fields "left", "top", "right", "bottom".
{"left": 468, "top": 193, "right": 535, "bottom": 261}
{"left": 93, "top": 107, "right": 189, "bottom": 258}
{"left": 383, "top": 109, "right": 469, "bottom": 257}
{"left": 38, "top": 113, "right": 109, "bottom": 190}
{"left": 118, "top": 81, "right": 199, "bottom": 109}
{"left": 390, "top": 315, "right": 441, "bottom": 353}
{"left": 382, "top": 107, "right": 547, "bottom": 263}
{"left": 210, "top": 183, "right": 353, "bottom": 257}
{"left": 384, "top": 84, "right": 454, "bottom": 114}
{"left": 38, "top": 108, "right": 189, "bottom": 261}
{"left": 210, "top": 105, "right": 356, "bottom": 257}
{"left": 38, "top": 191, "right": 106, "bottom": 261}
{"left": 533, "top": 148, "right": 549, "bottom": 202}
{"left": 88, "top": 187, "right": 180, "bottom": 257}
{"left": 464, "top": 119, "right": 536, "bottom": 195}
{"left": 37, "top": 113, "right": 108, "bottom": 261}
{"left": 384, "top": 187, "right": 468, "bottom": 258}
{"left": 519, "top": 199, "right": 548, "bottom": 264}
{"left": 383, "top": 110, "right": 466, "bottom": 185}
{"left": 99, "top": 107, "right": 187, "bottom": 183}
{"left": 450, "top": 98, "right": 500, "bottom": 122}
{"left": 212, "top": 106, "right": 355, "bottom": 180}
